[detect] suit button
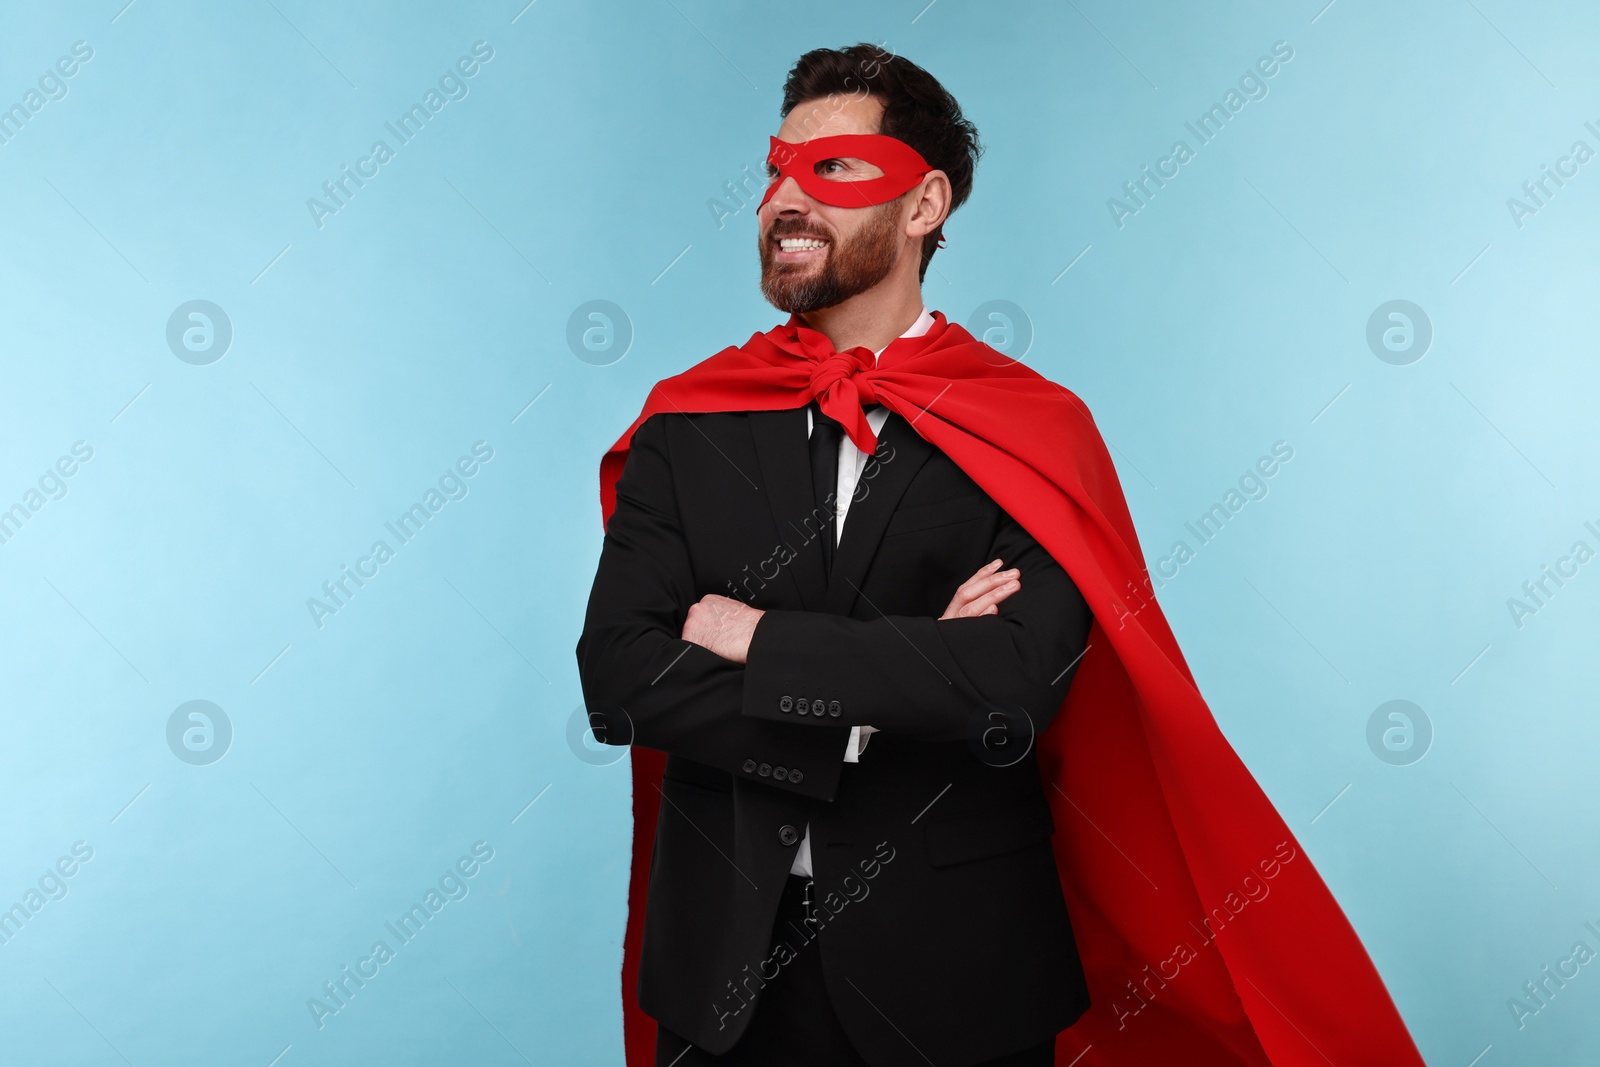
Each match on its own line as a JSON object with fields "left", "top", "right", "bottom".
{"left": 812, "top": 697, "right": 825, "bottom": 717}
{"left": 742, "top": 759, "right": 757, "bottom": 774}
{"left": 789, "top": 769, "right": 803, "bottom": 784}
{"left": 758, "top": 762, "right": 772, "bottom": 776}
{"left": 796, "top": 698, "right": 809, "bottom": 715}
{"left": 773, "top": 766, "right": 787, "bottom": 781}
{"left": 779, "top": 695, "right": 792, "bottom": 713}
{"left": 779, "top": 824, "right": 800, "bottom": 846}
{"left": 827, "top": 700, "right": 842, "bottom": 718}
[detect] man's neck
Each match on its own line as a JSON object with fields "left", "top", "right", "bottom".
{"left": 796, "top": 286, "right": 926, "bottom": 353}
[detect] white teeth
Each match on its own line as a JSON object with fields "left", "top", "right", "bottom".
{"left": 779, "top": 238, "right": 827, "bottom": 251}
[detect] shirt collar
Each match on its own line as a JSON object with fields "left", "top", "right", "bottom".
{"left": 872, "top": 304, "right": 935, "bottom": 362}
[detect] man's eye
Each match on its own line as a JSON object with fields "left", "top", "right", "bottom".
{"left": 816, "top": 159, "right": 845, "bottom": 175}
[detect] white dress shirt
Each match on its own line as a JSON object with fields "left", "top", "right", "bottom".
{"left": 790, "top": 304, "right": 936, "bottom": 878}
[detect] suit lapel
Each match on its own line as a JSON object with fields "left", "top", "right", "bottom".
{"left": 824, "top": 412, "right": 934, "bottom": 617}
{"left": 748, "top": 408, "right": 937, "bottom": 618}
{"left": 747, "top": 407, "right": 828, "bottom": 611}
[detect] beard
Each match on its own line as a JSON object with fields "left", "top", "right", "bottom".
{"left": 759, "top": 201, "right": 903, "bottom": 314}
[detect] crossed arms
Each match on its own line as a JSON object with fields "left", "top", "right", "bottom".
{"left": 575, "top": 413, "right": 1093, "bottom": 803}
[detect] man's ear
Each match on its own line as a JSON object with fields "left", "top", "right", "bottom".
{"left": 906, "top": 170, "right": 952, "bottom": 240}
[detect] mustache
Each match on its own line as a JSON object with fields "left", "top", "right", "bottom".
{"left": 766, "top": 220, "right": 832, "bottom": 241}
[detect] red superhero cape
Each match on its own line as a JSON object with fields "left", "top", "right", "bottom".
{"left": 596, "top": 310, "right": 1426, "bottom": 1067}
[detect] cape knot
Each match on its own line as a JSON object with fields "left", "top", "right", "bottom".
{"left": 809, "top": 349, "right": 877, "bottom": 404}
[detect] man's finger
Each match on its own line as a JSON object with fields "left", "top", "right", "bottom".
{"left": 955, "top": 559, "right": 1004, "bottom": 595}
{"left": 944, "top": 572, "right": 1020, "bottom": 619}
{"left": 957, "top": 566, "right": 1019, "bottom": 601}
{"left": 955, "top": 570, "right": 1020, "bottom": 609}
{"left": 942, "top": 564, "right": 1021, "bottom": 619}
{"left": 960, "top": 578, "right": 1020, "bottom": 616}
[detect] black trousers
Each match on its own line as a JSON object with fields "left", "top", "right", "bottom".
{"left": 655, "top": 875, "right": 1056, "bottom": 1067}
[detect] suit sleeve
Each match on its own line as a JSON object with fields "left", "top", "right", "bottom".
{"left": 576, "top": 413, "right": 854, "bottom": 801}
{"left": 741, "top": 505, "right": 1093, "bottom": 746}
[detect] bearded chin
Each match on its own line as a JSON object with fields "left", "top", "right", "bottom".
{"left": 761, "top": 267, "right": 863, "bottom": 315}
{"left": 760, "top": 202, "right": 902, "bottom": 314}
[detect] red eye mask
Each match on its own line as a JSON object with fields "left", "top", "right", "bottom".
{"left": 758, "top": 133, "right": 934, "bottom": 211}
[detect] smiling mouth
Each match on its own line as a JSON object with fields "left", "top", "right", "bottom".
{"left": 773, "top": 235, "right": 830, "bottom": 260}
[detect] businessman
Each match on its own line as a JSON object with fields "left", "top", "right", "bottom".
{"left": 579, "top": 43, "right": 1090, "bottom": 1066}
{"left": 580, "top": 41, "right": 1428, "bottom": 1067}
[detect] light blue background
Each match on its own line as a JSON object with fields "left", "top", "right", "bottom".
{"left": 1, "top": 1, "right": 1596, "bottom": 1063}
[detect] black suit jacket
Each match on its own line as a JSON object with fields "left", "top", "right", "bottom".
{"left": 577, "top": 404, "right": 1095, "bottom": 1066}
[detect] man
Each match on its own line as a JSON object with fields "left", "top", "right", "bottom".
{"left": 580, "top": 44, "right": 1427, "bottom": 1067}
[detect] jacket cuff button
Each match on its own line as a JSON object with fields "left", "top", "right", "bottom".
{"left": 742, "top": 759, "right": 757, "bottom": 774}
{"left": 827, "top": 700, "right": 842, "bottom": 717}
{"left": 779, "top": 695, "right": 793, "bottom": 713}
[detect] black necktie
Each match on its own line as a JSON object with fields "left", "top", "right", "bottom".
{"left": 808, "top": 400, "right": 843, "bottom": 575}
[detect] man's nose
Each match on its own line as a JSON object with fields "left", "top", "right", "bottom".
{"left": 761, "top": 174, "right": 811, "bottom": 216}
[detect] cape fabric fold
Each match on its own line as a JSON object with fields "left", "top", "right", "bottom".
{"left": 596, "top": 311, "right": 1425, "bottom": 1067}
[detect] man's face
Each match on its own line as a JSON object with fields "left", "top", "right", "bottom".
{"left": 758, "top": 94, "right": 908, "bottom": 314}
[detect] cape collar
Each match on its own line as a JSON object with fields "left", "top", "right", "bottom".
{"left": 770, "top": 308, "right": 949, "bottom": 371}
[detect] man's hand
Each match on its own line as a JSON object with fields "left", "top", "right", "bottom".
{"left": 682, "top": 594, "right": 765, "bottom": 664}
{"left": 680, "top": 560, "right": 1016, "bottom": 671}
{"left": 941, "top": 559, "right": 1021, "bottom": 619}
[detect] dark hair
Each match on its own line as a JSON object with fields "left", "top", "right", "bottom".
{"left": 779, "top": 43, "right": 982, "bottom": 282}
